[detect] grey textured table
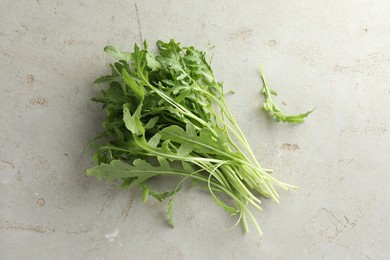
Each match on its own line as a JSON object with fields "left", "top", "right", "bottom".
{"left": 1, "top": 1, "right": 389, "bottom": 259}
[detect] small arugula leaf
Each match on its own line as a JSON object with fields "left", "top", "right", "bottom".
{"left": 167, "top": 198, "right": 174, "bottom": 227}
{"left": 87, "top": 159, "right": 187, "bottom": 188}
{"left": 184, "top": 47, "right": 215, "bottom": 85}
{"left": 146, "top": 52, "right": 161, "bottom": 71}
{"left": 177, "top": 143, "right": 193, "bottom": 156}
{"left": 144, "top": 116, "right": 159, "bottom": 129}
{"left": 122, "top": 68, "right": 144, "bottom": 104}
{"left": 159, "top": 124, "right": 227, "bottom": 157}
{"left": 149, "top": 189, "right": 178, "bottom": 202}
{"left": 86, "top": 159, "right": 156, "bottom": 184}
{"left": 119, "top": 178, "right": 136, "bottom": 189}
{"left": 140, "top": 183, "right": 150, "bottom": 203}
{"left": 148, "top": 133, "right": 162, "bottom": 148}
{"left": 104, "top": 45, "right": 132, "bottom": 62}
{"left": 273, "top": 109, "right": 315, "bottom": 124}
{"left": 123, "top": 106, "right": 144, "bottom": 135}
{"left": 181, "top": 161, "right": 195, "bottom": 173}
{"left": 259, "top": 65, "right": 314, "bottom": 124}
{"left": 94, "top": 75, "right": 121, "bottom": 84}
{"left": 157, "top": 156, "right": 170, "bottom": 168}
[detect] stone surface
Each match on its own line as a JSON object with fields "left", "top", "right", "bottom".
{"left": 1, "top": 0, "right": 389, "bottom": 259}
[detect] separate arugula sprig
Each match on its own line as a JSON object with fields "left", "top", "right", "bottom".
{"left": 88, "top": 39, "right": 297, "bottom": 235}
{"left": 259, "top": 65, "right": 314, "bottom": 124}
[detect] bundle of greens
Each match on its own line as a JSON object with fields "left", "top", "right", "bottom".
{"left": 87, "top": 39, "right": 301, "bottom": 235}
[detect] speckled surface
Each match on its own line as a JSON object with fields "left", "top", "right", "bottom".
{"left": 1, "top": 1, "right": 389, "bottom": 259}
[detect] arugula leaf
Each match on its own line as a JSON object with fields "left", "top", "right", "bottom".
{"left": 87, "top": 158, "right": 189, "bottom": 188}
{"left": 123, "top": 106, "right": 144, "bottom": 136}
{"left": 122, "top": 68, "right": 144, "bottom": 104}
{"left": 104, "top": 45, "right": 132, "bottom": 62}
{"left": 259, "top": 65, "right": 314, "bottom": 124}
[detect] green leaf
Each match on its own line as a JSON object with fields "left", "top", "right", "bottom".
{"left": 149, "top": 189, "right": 177, "bottom": 202}
{"left": 273, "top": 109, "right": 315, "bottom": 124}
{"left": 167, "top": 198, "right": 174, "bottom": 227}
{"left": 94, "top": 75, "right": 121, "bottom": 84}
{"left": 181, "top": 161, "right": 195, "bottom": 173}
{"left": 104, "top": 45, "right": 132, "bottom": 62}
{"left": 144, "top": 116, "right": 159, "bottom": 129}
{"left": 259, "top": 65, "right": 314, "bottom": 124}
{"left": 123, "top": 106, "right": 144, "bottom": 135}
{"left": 119, "top": 178, "right": 135, "bottom": 188}
{"left": 157, "top": 156, "right": 170, "bottom": 168}
{"left": 87, "top": 159, "right": 186, "bottom": 188}
{"left": 148, "top": 133, "right": 162, "bottom": 148}
{"left": 177, "top": 143, "right": 193, "bottom": 156}
{"left": 86, "top": 159, "right": 152, "bottom": 184}
{"left": 185, "top": 122, "right": 197, "bottom": 137}
{"left": 184, "top": 47, "right": 215, "bottom": 84}
{"left": 159, "top": 124, "right": 233, "bottom": 158}
{"left": 269, "top": 89, "right": 278, "bottom": 96}
{"left": 146, "top": 52, "right": 161, "bottom": 71}
{"left": 122, "top": 68, "right": 144, "bottom": 103}
{"left": 141, "top": 183, "right": 149, "bottom": 202}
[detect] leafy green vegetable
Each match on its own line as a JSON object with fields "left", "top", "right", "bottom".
{"left": 88, "top": 39, "right": 297, "bottom": 235}
{"left": 259, "top": 65, "right": 314, "bottom": 124}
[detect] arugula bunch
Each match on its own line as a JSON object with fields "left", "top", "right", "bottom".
{"left": 87, "top": 39, "right": 296, "bottom": 235}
